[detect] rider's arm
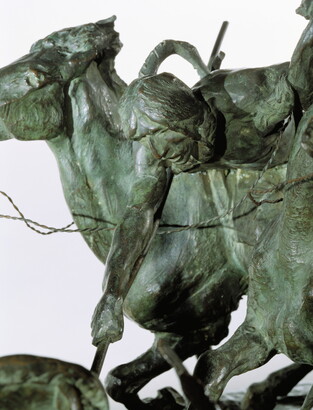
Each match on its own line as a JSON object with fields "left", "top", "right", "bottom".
{"left": 104, "top": 147, "right": 168, "bottom": 295}
{"left": 92, "top": 145, "right": 170, "bottom": 345}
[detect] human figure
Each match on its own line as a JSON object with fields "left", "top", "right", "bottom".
{"left": 92, "top": 10, "right": 311, "bottom": 347}
{"left": 0, "top": 7, "right": 309, "bottom": 365}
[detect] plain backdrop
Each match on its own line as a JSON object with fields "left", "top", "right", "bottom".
{"left": 0, "top": 1, "right": 310, "bottom": 408}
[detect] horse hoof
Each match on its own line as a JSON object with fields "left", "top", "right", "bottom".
{"left": 142, "top": 387, "right": 186, "bottom": 409}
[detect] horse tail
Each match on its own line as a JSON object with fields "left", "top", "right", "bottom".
{"left": 139, "top": 22, "right": 228, "bottom": 79}
{"left": 138, "top": 40, "right": 210, "bottom": 79}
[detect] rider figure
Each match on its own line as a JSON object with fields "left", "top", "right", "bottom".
{"left": 0, "top": 5, "right": 311, "bottom": 352}
{"left": 92, "top": 4, "right": 312, "bottom": 346}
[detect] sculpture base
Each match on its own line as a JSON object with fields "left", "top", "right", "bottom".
{"left": 223, "top": 384, "right": 310, "bottom": 409}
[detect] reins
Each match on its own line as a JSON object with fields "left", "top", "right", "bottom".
{"left": 3, "top": 128, "right": 313, "bottom": 236}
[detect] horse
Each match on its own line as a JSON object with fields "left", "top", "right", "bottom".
{"left": 0, "top": 15, "right": 307, "bottom": 410}
{"left": 0, "top": 355, "right": 108, "bottom": 410}
{"left": 192, "top": 104, "right": 313, "bottom": 410}
{"left": 192, "top": 15, "right": 313, "bottom": 410}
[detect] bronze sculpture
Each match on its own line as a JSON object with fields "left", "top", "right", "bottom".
{"left": 1, "top": 1, "right": 313, "bottom": 408}
{"left": 192, "top": 5, "right": 313, "bottom": 408}
{"left": 0, "top": 355, "right": 109, "bottom": 409}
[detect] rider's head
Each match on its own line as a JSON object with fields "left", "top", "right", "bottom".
{"left": 119, "top": 73, "right": 216, "bottom": 171}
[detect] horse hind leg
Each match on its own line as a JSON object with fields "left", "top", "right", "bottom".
{"left": 105, "top": 332, "right": 207, "bottom": 409}
{"left": 193, "top": 322, "right": 275, "bottom": 403}
{"left": 301, "top": 383, "right": 313, "bottom": 410}
{"left": 157, "top": 339, "right": 215, "bottom": 410}
{"left": 242, "top": 363, "right": 312, "bottom": 410}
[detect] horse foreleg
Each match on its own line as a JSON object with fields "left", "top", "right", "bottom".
{"left": 242, "top": 363, "right": 312, "bottom": 410}
{"left": 193, "top": 322, "right": 274, "bottom": 403}
{"left": 157, "top": 339, "right": 215, "bottom": 410}
{"left": 106, "top": 332, "right": 205, "bottom": 409}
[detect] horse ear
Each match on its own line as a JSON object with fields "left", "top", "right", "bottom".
{"left": 96, "top": 16, "right": 117, "bottom": 26}
{"left": 296, "top": 0, "right": 313, "bottom": 19}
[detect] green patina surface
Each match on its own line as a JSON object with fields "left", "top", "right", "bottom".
{"left": 0, "top": 1, "right": 313, "bottom": 408}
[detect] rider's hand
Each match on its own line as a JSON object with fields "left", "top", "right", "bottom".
{"left": 91, "top": 293, "right": 124, "bottom": 346}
